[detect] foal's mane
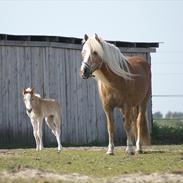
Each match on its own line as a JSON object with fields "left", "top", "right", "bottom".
{"left": 34, "top": 93, "right": 41, "bottom": 98}
{"left": 85, "top": 36, "right": 132, "bottom": 80}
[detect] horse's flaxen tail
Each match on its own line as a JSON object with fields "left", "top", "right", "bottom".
{"left": 140, "top": 110, "right": 151, "bottom": 145}
{"left": 132, "top": 106, "right": 151, "bottom": 145}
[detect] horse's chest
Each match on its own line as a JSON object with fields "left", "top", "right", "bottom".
{"left": 105, "top": 90, "right": 124, "bottom": 107}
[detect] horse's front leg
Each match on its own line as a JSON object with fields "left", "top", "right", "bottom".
{"left": 122, "top": 107, "right": 135, "bottom": 155}
{"left": 104, "top": 107, "right": 114, "bottom": 155}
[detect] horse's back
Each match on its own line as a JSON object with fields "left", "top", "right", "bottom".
{"left": 127, "top": 56, "right": 150, "bottom": 76}
{"left": 126, "top": 56, "right": 151, "bottom": 105}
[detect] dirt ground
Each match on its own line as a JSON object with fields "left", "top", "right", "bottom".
{"left": 0, "top": 166, "right": 183, "bottom": 183}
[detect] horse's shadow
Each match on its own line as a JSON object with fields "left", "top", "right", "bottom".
{"left": 142, "top": 150, "right": 166, "bottom": 154}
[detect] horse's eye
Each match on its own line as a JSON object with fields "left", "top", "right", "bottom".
{"left": 93, "top": 51, "right": 97, "bottom": 55}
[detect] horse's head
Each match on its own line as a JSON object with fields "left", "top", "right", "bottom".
{"left": 80, "top": 34, "right": 103, "bottom": 79}
{"left": 22, "top": 87, "right": 34, "bottom": 113}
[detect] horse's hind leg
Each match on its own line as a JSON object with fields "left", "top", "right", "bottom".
{"left": 135, "top": 102, "right": 150, "bottom": 154}
{"left": 121, "top": 106, "right": 134, "bottom": 155}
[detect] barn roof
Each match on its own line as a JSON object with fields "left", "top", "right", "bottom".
{"left": 0, "top": 34, "right": 159, "bottom": 49}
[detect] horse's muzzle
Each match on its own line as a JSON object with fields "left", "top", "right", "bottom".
{"left": 80, "top": 63, "right": 92, "bottom": 79}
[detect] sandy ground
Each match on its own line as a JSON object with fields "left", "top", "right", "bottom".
{"left": 0, "top": 166, "right": 183, "bottom": 183}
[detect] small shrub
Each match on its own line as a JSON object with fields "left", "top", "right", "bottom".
{"left": 152, "top": 119, "right": 183, "bottom": 144}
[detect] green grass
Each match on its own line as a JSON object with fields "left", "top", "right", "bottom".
{"left": 0, "top": 146, "right": 183, "bottom": 178}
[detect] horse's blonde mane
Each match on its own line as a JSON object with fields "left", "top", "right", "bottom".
{"left": 85, "top": 36, "right": 132, "bottom": 80}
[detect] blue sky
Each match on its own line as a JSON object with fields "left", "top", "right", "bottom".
{"left": 1, "top": 0, "right": 183, "bottom": 115}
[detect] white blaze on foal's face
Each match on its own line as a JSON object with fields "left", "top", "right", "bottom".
{"left": 22, "top": 88, "right": 34, "bottom": 113}
{"left": 24, "top": 93, "right": 32, "bottom": 111}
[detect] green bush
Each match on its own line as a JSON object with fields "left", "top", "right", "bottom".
{"left": 152, "top": 119, "right": 183, "bottom": 144}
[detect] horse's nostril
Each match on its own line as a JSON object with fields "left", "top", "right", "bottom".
{"left": 82, "top": 67, "right": 91, "bottom": 79}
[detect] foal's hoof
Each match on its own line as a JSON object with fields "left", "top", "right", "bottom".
{"left": 125, "top": 151, "right": 135, "bottom": 155}
{"left": 135, "top": 149, "right": 143, "bottom": 154}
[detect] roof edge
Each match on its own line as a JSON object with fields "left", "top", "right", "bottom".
{"left": 0, "top": 34, "right": 159, "bottom": 48}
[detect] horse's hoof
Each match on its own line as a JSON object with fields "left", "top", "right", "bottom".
{"left": 106, "top": 151, "right": 114, "bottom": 155}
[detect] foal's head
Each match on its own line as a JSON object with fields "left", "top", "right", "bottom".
{"left": 80, "top": 34, "right": 103, "bottom": 79}
{"left": 22, "top": 87, "right": 35, "bottom": 113}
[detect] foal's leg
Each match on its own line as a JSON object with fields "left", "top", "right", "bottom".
{"left": 46, "top": 116, "right": 62, "bottom": 151}
{"left": 45, "top": 116, "right": 56, "bottom": 136}
{"left": 37, "top": 118, "right": 43, "bottom": 150}
{"left": 31, "top": 119, "right": 39, "bottom": 150}
{"left": 121, "top": 107, "right": 134, "bottom": 155}
{"left": 54, "top": 115, "right": 62, "bottom": 151}
{"left": 104, "top": 107, "right": 115, "bottom": 155}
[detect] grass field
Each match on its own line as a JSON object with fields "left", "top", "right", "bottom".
{"left": 0, "top": 145, "right": 183, "bottom": 182}
{"left": 0, "top": 119, "right": 183, "bottom": 182}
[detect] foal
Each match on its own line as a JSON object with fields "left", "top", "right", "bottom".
{"left": 22, "top": 88, "right": 62, "bottom": 151}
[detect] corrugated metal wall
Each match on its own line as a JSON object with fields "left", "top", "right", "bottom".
{"left": 0, "top": 40, "right": 154, "bottom": 147}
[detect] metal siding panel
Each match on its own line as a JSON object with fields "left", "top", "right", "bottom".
{"left": 57, "top": 49, "right": 67, "bottom": 144}
{"left": 75, "top": 51, "right": 88, "bottom": 144}
{"left": 0, "top": 47, "right": 2, "bottom": 144}
{"left": 2, "top": 47, "right": 10, "bottom": 144}
{"left": 7, "top": 47, "right": 18, "bottom": 144}
{"left": 43, "top": 47, "right": 52, "bottom": 145}
{"left": 65, "top": 49, "right": 72, "bottom": 143}
{"left": 17, "top": 47, "right": 30, "bottom": 145}
{"left": 24, "top": 47, "right": 33, "bottom": 146}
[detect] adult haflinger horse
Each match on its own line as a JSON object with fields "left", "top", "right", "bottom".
{"left": 22, "top": 88, "right": 62, "bottom": 151}
{"left": 80, "top": 34, "right": 151, "bottom": 155}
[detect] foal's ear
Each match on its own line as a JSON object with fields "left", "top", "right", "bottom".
{"left": 21, "top": 88, "right": 26, "bottom": 96}
{"left": 95, "top": 33, "right": 101, "bottom": 43}
{"left": 31, "top": 87, "right": 34, "bottom": 95}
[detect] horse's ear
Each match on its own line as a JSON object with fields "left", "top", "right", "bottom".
{"left": 84, "top": 34, "right": 88, "bottom": 41}
{"left": 82, "top": 34, "right": 88, "bottom": 45}
{"left": 95, "top": 33, "right": 101, "bottom": 43}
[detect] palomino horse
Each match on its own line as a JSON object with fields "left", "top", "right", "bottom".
{"left": 80, "top": 34, "right": 151, "bottom": 155}
{"left": 22, "top": 88, "right": 62, "bottom": 151}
